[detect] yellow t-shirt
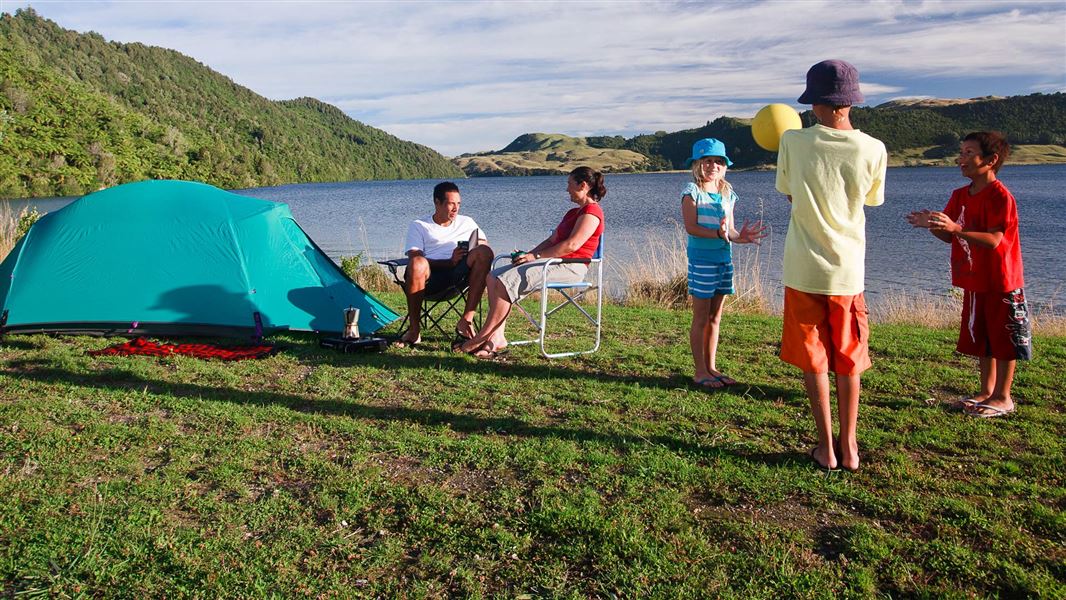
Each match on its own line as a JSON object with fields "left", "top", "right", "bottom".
{"left": 775, "top": 125, "right": 887, "bottom": 295}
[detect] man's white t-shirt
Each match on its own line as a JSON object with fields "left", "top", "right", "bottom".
{"left": 404, "top": 214, "right": 481, "bottom": 261}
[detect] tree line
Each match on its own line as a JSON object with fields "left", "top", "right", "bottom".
{"left": 586, "top": 94, "right": 1066, "bottom": 171}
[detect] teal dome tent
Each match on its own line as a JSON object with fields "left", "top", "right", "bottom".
{"left": 0, "top": 180, "right": 399, "bottom": 338}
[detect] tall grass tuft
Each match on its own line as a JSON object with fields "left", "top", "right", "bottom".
{"left": 613, "top": 223, "right": 690, "bottom": 309}
{"left": 336, "top": 216, "right": 395, "bottom": 293}
{"left": 870, "top": 288, "right": 962, "bottom": 329}
{"left": 340, "top": 253, "right": 392, "bottom": 292}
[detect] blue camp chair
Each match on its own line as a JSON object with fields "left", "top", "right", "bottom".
{"left": 505, "top": 237, "right": 604, "bottom": 358}
{"left": 378, "top": 257, "right": 477, "bottom": 338}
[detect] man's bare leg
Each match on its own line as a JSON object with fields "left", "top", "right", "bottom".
{"left": 401, "top": 256, "right": 430, "bottom": 344}
{"left": 459, "top": 245, "right": 493, "bottom": 338}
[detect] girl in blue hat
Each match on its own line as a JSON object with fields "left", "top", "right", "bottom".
{"left": 681, "top": 138, "right": 767, "bottom": 390}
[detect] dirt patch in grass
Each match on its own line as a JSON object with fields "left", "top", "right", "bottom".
{"left": 444, "top": 467, "right": 517, "bottom": 497}
{"left": 694, "top": 497, "right": 824, "bottom": 532}
{"left": 695, "top": 497, "right": 864, "bottom": 563}
{"left": 367, "top": 453, "right": 518, "bottom": 499}
{"left": 370, "top": 454, "right": 443, "bottom": 486}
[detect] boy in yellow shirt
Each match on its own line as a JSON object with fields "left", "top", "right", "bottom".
{"left": 775, "top": 60, "right": 888, "bottom": 472}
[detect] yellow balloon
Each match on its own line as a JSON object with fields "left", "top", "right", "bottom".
{"left": 751, "top": 103, "right": 803, "bottom": 152}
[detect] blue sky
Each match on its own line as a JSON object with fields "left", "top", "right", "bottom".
{"left": 4, "top": 0, "right": 1065, "bottom": 156}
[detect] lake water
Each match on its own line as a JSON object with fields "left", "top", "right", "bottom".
{"left": 5, "top": 165, "right": 1064, "bottom": 312}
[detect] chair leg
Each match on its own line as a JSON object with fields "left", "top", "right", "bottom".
{"left": 418, "top": 288, "right": 470, "bottom": 338}
{"left": 510, "top": 287, "right": 602, "bottom": 358}
{"left": 540, "top": 286, "right": 602, "bottom": 359}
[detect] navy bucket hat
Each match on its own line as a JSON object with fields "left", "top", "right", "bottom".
{"left": 797, "top": 59, "right": 864, "bottom": 106}
{"left": 685, "top": 138, "right": 733, "bottom": 167}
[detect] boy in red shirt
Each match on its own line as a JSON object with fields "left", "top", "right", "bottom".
{"left": 907, "top": 131, "right": 1031, "bottom": 418}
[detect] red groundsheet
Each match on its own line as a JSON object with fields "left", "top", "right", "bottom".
{"left": 88, "top": 337, "right": 277, "bottom": 361}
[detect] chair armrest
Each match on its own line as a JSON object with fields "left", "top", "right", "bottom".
{"left": 534, "top": 257, "right": 594, "bottom": 280}
{"left": 377, "top": 257, "right": 409, "bottom": 286}
{"left": 547, "top": 258, "right": 594, "bottom": 265}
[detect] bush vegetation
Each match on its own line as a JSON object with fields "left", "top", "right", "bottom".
{"left": 0, "top": 204, "right": 40, "bottom": 259}
{"left": 340, "top": 253, "right": 393, "bottom": 294}
{"left": 0, "top": 9, "right": 462, "bottom": 199}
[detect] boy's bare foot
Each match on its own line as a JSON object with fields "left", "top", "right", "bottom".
{"left": 953, "top": 393, "right": 989, "bottom": 410}
{"left": 834, "top": 438, "right": 860, "bottom": 472}
{"left": 487, "top": 335, "right": 508, "bottom": 352}
{"left": 809, "top": 444, "right": 837, "bottom": 470}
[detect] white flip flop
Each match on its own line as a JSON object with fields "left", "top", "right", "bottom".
{"left": 966, "top": 403, "right": 1016, "bottom": 418}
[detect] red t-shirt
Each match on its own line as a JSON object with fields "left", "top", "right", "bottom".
{"left": 555, "top": 202, "right": 604, "bottom": 259}
{"left": 943, "top": 179, "right": 1024, "bottom": 292}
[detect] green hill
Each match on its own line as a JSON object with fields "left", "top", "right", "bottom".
{"left": 460, "top": 95, "right": 1066, "bottom": 176}
{"left": 0, "top": 8, "right": 462, "bottom": 199}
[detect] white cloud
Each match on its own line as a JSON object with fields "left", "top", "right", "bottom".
{"left": 4, "top": 0, "right": 1064, "bottom": 155}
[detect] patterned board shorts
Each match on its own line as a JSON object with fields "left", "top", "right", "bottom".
{"left": 958, "top": 288, "right": 1033, "bottom": 361}
{"left": 688, "top": 260, "right": 734, "bottom": 299}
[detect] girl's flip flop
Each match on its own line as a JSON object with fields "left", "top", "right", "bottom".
{"left": 693, "top": 377, "right": 726, "bottom": 391}
{"left": 714, "top": 374, "right": 738, "bottom": 386}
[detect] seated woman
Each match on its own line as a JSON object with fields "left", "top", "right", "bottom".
{"left": 456, "top": 166, "right": 606, "bottom": 359}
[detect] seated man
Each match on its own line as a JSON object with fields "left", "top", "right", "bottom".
{"left": 397, "top": 181, "right": 493, "bottom": 346}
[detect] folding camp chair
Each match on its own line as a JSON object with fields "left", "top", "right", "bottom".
{"left": 506, "top": 237, "right": 604, "bottom": 358}
{"left": 378, "top": 257, "right": 478, "bottom": 339}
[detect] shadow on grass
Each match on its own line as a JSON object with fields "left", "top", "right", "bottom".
{"left": 9, "top": 356, "right": 809, "bottom": 469}
{"left": 291, "top": 335, "right": 806, "bottom": 396}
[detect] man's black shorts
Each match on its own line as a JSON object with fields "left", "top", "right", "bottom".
{"left": 425, "top": 260, "right": 470, "bottom": 296}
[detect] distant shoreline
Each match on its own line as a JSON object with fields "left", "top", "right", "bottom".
{"left": 459, "top": 154, "right": 1066, "bottom": 178}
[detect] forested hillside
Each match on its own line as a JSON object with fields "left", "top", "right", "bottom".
{"left": 460, "top": 94, "right": 1066, "bottom": 175}
{"left": 0, "top": 9, "right": 462, "bottom": 199}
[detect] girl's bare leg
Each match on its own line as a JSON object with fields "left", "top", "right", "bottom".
{"left": 690, "top": 297, "right": 712, "bottom": 381}
{"left": 702, "top": 294, "right": 726, "bottom": 375}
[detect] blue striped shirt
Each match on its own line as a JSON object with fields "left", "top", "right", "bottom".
{"left": 682, "top": 182, "right": 735, "bottom": 263}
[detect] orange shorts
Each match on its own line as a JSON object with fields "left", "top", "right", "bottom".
{"left": 780, "top": 287, "right": 871, "bottom": 375}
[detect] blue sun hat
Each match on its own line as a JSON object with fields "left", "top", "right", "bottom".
{"left": 684, "top": 138, "right": 733, "bottom": 167}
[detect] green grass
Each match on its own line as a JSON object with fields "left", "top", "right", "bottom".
{"left": 1, "top": 296, "right": 1063, "bottom": 598}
